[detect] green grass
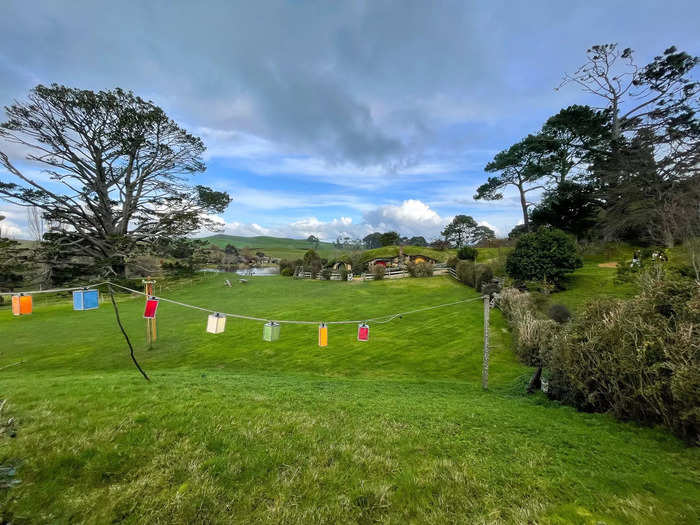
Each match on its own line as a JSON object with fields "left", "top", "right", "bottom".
{"left": 1, "top": 276, "right": 698, "bottom": 523}
{"left": 203, "top": 234, "right": 343, "bottom": 260}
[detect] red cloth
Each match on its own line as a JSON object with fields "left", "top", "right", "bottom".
{"left": 144, "top": 298, "right": 159, "bottom": 318}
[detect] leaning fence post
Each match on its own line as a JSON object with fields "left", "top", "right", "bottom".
{"left": 482, "top": 295, "right": 490, "bottom": 390}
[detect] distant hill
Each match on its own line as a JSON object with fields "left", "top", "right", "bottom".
{"left": 202, "top": 234, "right": 340, "bottom": 259}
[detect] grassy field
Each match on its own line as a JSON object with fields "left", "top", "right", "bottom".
{"left": 203, "top": 234, "right": 343, "bottom": 260}
{"left": 1, "top": 275, "right": 698, "bottom": 523}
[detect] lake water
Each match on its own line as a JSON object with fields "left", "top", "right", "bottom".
{"left": 235, "top": 267, "right": 279, "bottom": 276}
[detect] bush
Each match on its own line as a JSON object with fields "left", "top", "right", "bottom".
{"left": 320, "top": 268, "right": 332, "bottom": 280}
{"left": 278, "top": 259, "right": 296, "bottom": 276}
{"left": 372, "top": 265, "right": 386, "bottom": 280}
{"left": 446, "top": 256, "right": 459, "bottom": 269}
{"left": 497, "top": 288, "right": 557, "bottom": 366}
{"left": 455, "top": 260, "right": 475, "bottom": 287}
{"left": 547, "top": 269, "right": 699, "bottom": 443}
{"left": 339, "top": 268, "right": 348, "bottom": 281}
{"left": 457, "top": 246, "right": 478, "bottom": 261}
{"left": 506, "top": 228, "right": 582, "bottom": 285}
{"left": 406, "top": 261, "right": 434, "bottom": 277}
{"left": 475, "top": 264, "right": 493, "bottom": 291}
{"left": 548, "top": 303, "right": 571, "bottom": 323}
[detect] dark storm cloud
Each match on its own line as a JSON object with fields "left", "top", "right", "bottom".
{"left": 1, "top": 0, "right": 698, "bottom": 169}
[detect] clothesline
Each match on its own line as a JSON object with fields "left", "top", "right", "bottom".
{"left": 3, "top": 280, "right": 484, "bottom": 326}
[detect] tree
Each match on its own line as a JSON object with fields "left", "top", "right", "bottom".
{"left": 0, "top": 216, "right": 29, "bottom": 291}
{"left": 530, "top": 181, "right": 600, "bottom": 239}
{"left": 560, "top": 45, "right": 699, "bottom": 246}
{"left": 476, "top": 135, "right": 553, "bottom": 230}
{"left": 379, "top": 231, "right": 400, "bottom": 246}
{"left": 363, "top": 232, "right": 382, "bottom": 249}
{"left": 506, "top": 228, "right": 582, "bottom": 285}
{"left": 224, "top": 243, "right": 238, "bottom": 256}
{"left": 0, "top": 84, "right": 231, "bottom": 277}
{"left": 457, "top": 246, "right": 478, "bottom": 261}
{"left": 307, "top": 235, "right": 320, "bottom": 250}
{"left": 441, "top": 215, "right": 476, "bottom": 248}
{"left": 406, "top": 236, "right": 428, "bottom": 247}
{"left": 539, "top": 105, "right": 611, "bottom": 185}
{"left": 302, "top": 249, "right": 322, "bottom": 277}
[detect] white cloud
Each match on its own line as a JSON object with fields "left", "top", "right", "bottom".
{"left": 363, "top": 199, "right": 445, "bottom": 237}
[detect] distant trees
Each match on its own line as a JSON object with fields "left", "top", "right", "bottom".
{"left": 307, "top": 235, "right": 320, "bottom": 250}
{"left": 379, "top": 231, "right": 400, "bottom": 246}
{"left": 404, "top": 236, "right": 428, "bottom": 247}
{"left": 224, "top": 243, "right": 239, "bottom": 256}
{"left": 441, "top": 215, "right": 495, "bottom": 248}
{"left": 363, "top": 232, "right": 383, "bottom": 249}
{"left": 0, "top": 84, "right": 230, "bottom": 277}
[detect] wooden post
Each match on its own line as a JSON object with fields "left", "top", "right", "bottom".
{"left": 482, "top": 295, "right": 490, "bottom": 389}
{"left": 143, "top": 278, "right": 157, "bottom": 345}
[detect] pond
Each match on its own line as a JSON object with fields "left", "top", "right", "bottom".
{"left": 235, "top": 267, "right": 279, "bottom": 276}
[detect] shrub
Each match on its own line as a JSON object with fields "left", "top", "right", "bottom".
{"left": 406, "top": 261, "right": 434, "bottom": 277}
{"left": 320, "top": 268, "right": 332, "bottom": 280}
{"left": 339, "top": 268, "right": 348, "bottom": 281}
{"left": 278, "top": 259, "right": 296, "bottom": 276}
{"left": 506, "top": 228, "right": 582, "bottom": 285}
{"left": 548, "top": 303, "right": 571, "bottom": 323}
{"left": 457, "top": 246, "right": 478, "bottom": 261}
{"left": 372, "top": 265, "right": 386, "bottom": 280}
{"left": 475, "top": 264, "right": 494, "bottom": 291}
{"left": 446, "top": 256, "right": 459, "bottom": 269}
{"left": 455, "top": 260, "right": 475, "bottom": 287}
{"left": 497, "top": 288, "right": 557, "bottom": 366}
{"left": 547, "top": 269, "right": 699, "bottom": 443}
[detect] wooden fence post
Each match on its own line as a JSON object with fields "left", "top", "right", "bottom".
{"left": 482, "top": 295, "right": 490, "bottom": 390}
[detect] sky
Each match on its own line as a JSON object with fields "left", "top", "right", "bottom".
{"left": 0, "top": 0, "right": 698, "bottom": 241}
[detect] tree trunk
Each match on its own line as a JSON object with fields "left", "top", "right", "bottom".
{"left": 527, "top": 366, "right": 543, "bottom": 394}
{"left": 518, "top": 186, "right": 530, "bottom": 231}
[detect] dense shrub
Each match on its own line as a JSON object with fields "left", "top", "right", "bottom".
{"left": 320, "top": 268, "right": 332, "bottom": 280}
{"left": 547, "top": 269, "right": 699, "bottom": 443}
{"left": 372, "top": 265, "right": 386, "bottom": 280}
{"left": 446, "top": 256, "right": 459, "bottom": 269}
{"left": 548, "top": 303, "right": 571, "bottom": 323}
{"left": 457, "top": 246, "right": 478, "bottom": 261}
{"left": 339, "top": 268, "right": 348, "bottom": 281}
{"left": 497, "top": 288, "right": 557, "bottom": 366}
{"left": 475, "top": 264, "right": 494, "bottom": 291}
{"left": 506, "top": 228, "right": 582, "bottom": 285}
{"left": 278, "top": 259, "right": 296, "bottom": 276}
{"left": 455, "top": 260, "right": 475, "bottom": 287}
{"left": 406, "top": 261, "right": 434, "bottom": 277}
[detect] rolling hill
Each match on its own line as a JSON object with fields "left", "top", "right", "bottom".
{"left": 202, "top": 234, "right": 341, "bottom": 259}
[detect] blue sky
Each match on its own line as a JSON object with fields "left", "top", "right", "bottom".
{"left": 1, "top": 1, "right": 698, "bottom": 240}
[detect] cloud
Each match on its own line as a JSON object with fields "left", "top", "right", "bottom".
{"left": 363, "top": 200, "right": 445, "bottom": 237}
{"left": 212, "top": 199, "right": 449, "bottom": 241}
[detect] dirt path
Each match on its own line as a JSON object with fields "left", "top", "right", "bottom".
{"left": 598, "top": 262, "right": 619, "bottom": 268}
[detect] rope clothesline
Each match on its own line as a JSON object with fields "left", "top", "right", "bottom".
{"left": 2, "top": 280, "right": 484, "bottom": 326}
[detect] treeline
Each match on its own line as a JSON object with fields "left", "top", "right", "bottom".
{"left": 478, "top": 44, "right": 698, "bottom": 247}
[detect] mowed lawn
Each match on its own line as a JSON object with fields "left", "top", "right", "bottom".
{"left": 1, "top": 276, "right": 698, "bottom": 524}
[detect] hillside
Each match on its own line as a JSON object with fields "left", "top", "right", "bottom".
{"left": 202, "top": 234, "right": 341, "bottom": 259}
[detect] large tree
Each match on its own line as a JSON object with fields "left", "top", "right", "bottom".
{"left": 475, "top": 134, "right": 553, "bottom": 230}
{"left": 560, "top": 45, "right": 699, "bottom": 246}
{"left": 441, "top": 215, "right": 494, "bottom": 247}
{"left": 0, "top": 85, "right": 231, "bottom": 276}
{"left": 530, "top": 181, "right": 600, "bottom": 240}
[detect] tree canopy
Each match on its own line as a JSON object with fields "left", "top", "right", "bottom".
{"left": 0, "top": 84, "right": 231, "bottom": 276}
